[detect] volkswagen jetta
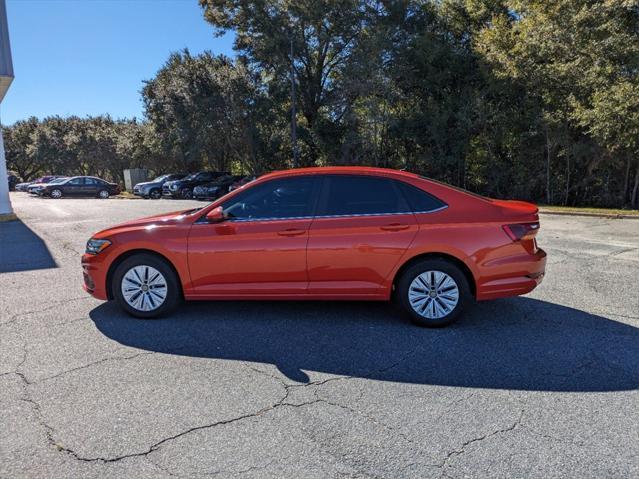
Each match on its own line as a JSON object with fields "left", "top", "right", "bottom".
{"left": 82, "top": 167, "right": 546, "bottom": 327}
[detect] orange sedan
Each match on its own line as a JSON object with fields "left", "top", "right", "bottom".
{"left": 81, "top": 167, "right": 546, "bottom": 327}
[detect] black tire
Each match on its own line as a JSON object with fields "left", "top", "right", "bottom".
{"left": 396, "top": 259, "right": 471, "bottom": 327}
{"left": 98, "top": 189, "right": 110, "bottom": 199}
{"left": 112, "top": 254, "right": 181, "bottom": 319}
{"left": 180, "top": 188, "right": 193, "bottom": 199}
{"left": 149, "top": 188, "right": 161, "bottom": 199}
{"left": 50, "top": 188, "right": 63, "bottom": 199}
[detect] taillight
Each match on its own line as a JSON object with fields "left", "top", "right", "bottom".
{"left": 502, "top": 222, "right": 539, "bottom": 242}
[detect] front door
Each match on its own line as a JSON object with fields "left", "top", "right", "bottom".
{"left": 63, "top": 177, "right": 84, "bottom": 196}
{"left": 307, "top": 175, "right": 418, "bottom": 296}
{"left": 187, "top": 176, "right": 320, "bottom": 297}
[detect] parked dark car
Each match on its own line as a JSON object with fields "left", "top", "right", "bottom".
{"left": 8, "top": 174, "right": 22, "bottom": 191}
{"left": 162, "top": 171, "right": 230, "bottom": 199}
{"left": 15, "top": 175, "right": 59, "bottom": 192}
{"left": 29, "top": 177, "right": 69, "bottom": 195}
{"left": 192, "top": 175, "right": 245, "bottom": 200}
{"left": 41, "top": 176, "right": 120, "bottom": 199}
{"left": 228, "top": 175, "right": 257, "bottom": 191}
{"left": 133, "top": 173, "right": 187, "bottom": 199}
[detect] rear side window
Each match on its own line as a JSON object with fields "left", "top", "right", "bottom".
{"left": 395, "top": 181, "right": 447, "bottom": 213}
{"left": 320, "top": 176, "right": 409, "bottom": 216}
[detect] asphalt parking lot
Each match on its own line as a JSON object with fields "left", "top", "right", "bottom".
{"left": 1, "top": 192, "right": 638, "bottom": 478}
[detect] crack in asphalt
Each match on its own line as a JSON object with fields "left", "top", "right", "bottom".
{"left": 1, "top": 296, "right": 91, "bottom": 327}
{"left": 7, "top": 341, "right": 426, "bottom": 468}
{"left": 36, "top": 351, "right": 157, "bottom": 383}
{"left": 436, "top": 409, "right": 525, "bottom": 476}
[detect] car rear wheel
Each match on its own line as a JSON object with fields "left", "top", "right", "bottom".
{"left": 149, "top": 188, "right": 161, "bottom": 199}
{"left": 396, "top": 259, "right": 471, "bottom": 327}
{"left": 50, "top": 188, "right": 62, "bottom": 199}
{"left": 112, "top": 254, "right": 181, "bottom": 319}
{"left": 98, "top": 189, "right": 110, "bottom": 199}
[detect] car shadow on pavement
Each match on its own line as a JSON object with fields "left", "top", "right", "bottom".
{"left": 0, "top": 219, "right": 57, "bottom": 273}
{"left": 89, "top": 297, "right": 638, "bottom": 392}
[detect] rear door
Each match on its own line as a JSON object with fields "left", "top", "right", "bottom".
{"left": 82, "top": 178, "right": 101, "bottom": 196}
{"left": 307, "top": 175, "right": 418, "bottom": 296}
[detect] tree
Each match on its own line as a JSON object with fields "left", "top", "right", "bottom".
{"left": 476, "top": 0, "right": 639, "bottom": 206}
{"left": 3, "top": 117, "right": 41, "bottom": 180}
{"left": 199, "top": 0, "right": 378, "bottom": 165}
{"left": 143, "top": 51, "right": 280, "bottom": 173}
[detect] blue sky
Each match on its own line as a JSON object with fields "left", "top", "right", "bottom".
{"left": 2, "top": 0, "right": 235, "bottom": 125}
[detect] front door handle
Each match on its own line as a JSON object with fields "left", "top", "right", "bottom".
{"left": 277, "top": 228, "right": 306, "bottom": 237}
{"left": 380, "top": 223, "right": 410, "bottom": 231}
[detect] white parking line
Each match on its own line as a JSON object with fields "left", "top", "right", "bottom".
{"left": 45, "top": 203, "right": 72, "bottom": 217}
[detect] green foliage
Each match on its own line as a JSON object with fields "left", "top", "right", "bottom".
{"left": 4, "top": 0, "right": 639, "bottom": 207}
{"left": 3, "top": 116, "right": 152, "bottom": 183}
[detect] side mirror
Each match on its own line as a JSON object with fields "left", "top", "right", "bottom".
{"left": 205, "top": 206, "right": 226, "bottom": 223}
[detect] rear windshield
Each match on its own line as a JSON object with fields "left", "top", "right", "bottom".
{"left": 420, "top": 176, "right": 494, "bottom": 202}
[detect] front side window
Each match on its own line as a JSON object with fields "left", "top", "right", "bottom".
{"left": 222, "top": 177, "right": 318, "bottom": 220}
{"left": 319, "top": 176, "right": 409, "bottom": 216}
{"left": 69, "top": 178, "right": 84, "bottom": 185}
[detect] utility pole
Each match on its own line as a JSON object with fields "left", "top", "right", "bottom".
{"left": 290, "top": 34, "right": 298, "bottom": 168}
{"left": 0, "top": 0, "right": 14, "bottom": 220}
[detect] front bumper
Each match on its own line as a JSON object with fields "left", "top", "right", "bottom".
{"left": 81, "top": 253, "right": 111, "bottom": 300}
{"left": 162, "top": 186, "right": 181, "bottom": 198}
{"left": 476, "top": 248, "right": 547, "bottom": 301}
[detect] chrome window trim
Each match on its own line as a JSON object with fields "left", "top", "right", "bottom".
{"left": 194, "top": 205, "right": 448, "bottom": 224}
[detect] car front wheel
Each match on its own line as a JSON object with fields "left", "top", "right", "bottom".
{"left": 112, "top": 254, "right": 181, "bottom": 319}
{"left": 149, "top": 188, "right": 161, "bottom": 199}
{"left": 50, "top": 188, "right": 63, "bottom": 199}
{"left": 396, "top": 259, "right": 471, "bottom": 327}
{"left": 180, "top": 188, "right": 193, "bottom": 199}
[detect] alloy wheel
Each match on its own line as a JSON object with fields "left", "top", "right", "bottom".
{"left": 408, "top": 270, "right": 459, "bottom": 319}
{"left": 98, "top": 190, "right": 110, "bottom": 199}
{"left": 121, "top": 265, "right": 168, "bottom": 312}
{"left": 50, "top": 189, "right": 62, "bottom": 199}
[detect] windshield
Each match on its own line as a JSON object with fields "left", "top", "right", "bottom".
{"left": 153, "top": 175, "right": 169, "bottom": 182}
{"left": 48, "top": 178, "right": 68, "bottom": 185}
{"left": 182, "top": 173, "right": 197, "bottom": 181}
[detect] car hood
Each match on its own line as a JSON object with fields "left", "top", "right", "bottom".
{"left": 135, "top": 181, "right": 159, "bottom": 188}
{"left": 92, "top": 209, "right": 197, "bottom": 238}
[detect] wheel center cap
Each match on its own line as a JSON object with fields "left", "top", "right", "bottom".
{"left": 141, "top": 285, "right": 149, "bottom": 292}
{"left": 429, "top": 291, "right": 437, "bottom": 298}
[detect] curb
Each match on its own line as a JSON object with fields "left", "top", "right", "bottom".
{"left": 0, "top": 212, "right": 17, "bottom": 222}
{"left": 539, "top": 210, "right": 639, "bottom": 220}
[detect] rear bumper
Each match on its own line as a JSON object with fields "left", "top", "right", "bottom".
{"left": 476, "top": 248, "right": 547, "bottom": 301}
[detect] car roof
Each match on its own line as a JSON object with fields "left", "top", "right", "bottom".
{"left": 257, "top": 166, "right": 422, "bottom": 182}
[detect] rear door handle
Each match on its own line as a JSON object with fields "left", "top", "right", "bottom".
{"left": 380, "top": 223, "right": 410, "bottom": 231}
{"left": 277, "top": 228, "right": 306, "bottom": 237}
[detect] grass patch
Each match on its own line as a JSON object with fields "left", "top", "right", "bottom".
{"left": 539, "top": 205, "right": 639, "bottom": 217}
{"left": 115, "top": 191, "right": 140, "bottom": 199}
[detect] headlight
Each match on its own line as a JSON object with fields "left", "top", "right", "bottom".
{"left": 86, "top": 239, "right": 111, "bottom": 255}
